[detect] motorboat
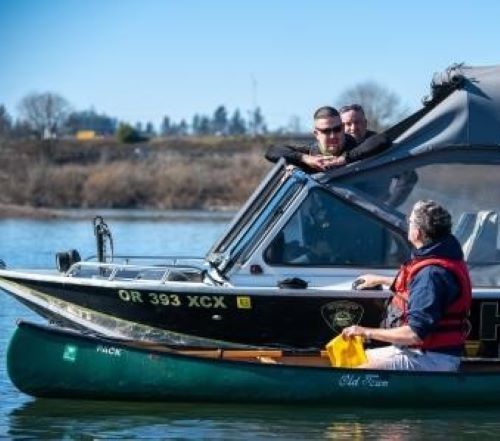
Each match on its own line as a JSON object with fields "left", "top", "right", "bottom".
{"left": 1, "top": 64, "right": 500, "bottom": 354}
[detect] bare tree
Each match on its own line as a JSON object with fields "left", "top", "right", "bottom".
{"left": 0, "top": 104, "right": 12, "bottom": 135}
{"left": 336, "top": 81, "right": 409, "bottom": 132}
{"left": 17, "top": 92, "right": 71, "bottom": 138}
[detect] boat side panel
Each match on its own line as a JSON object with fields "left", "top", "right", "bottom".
{"left": 1, "top": 277, "right": 386, "bottom": 348}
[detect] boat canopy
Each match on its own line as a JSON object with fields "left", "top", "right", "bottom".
{"left": 396, "top": 64, "right": 500, "bottom": 150}
{"left": 321, "top": 64, "right": 500, "bottom": 286}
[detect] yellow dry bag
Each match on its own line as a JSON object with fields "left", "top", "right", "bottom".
{"left": 326, "top": 335, "right": 367, "bottom": 368}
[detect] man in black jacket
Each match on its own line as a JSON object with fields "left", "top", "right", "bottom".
{"left": 265, "top": 106, "right": 390, "bottom": 173}
{"left": 340, "top": 104, "right": 377, "bottom": 144}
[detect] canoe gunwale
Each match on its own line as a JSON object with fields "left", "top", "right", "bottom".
{"left": 13, "top": 320, "right": 500, "bottom": 374}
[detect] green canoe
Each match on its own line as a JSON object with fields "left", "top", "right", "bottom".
{"left": 7, "top": 321, "right": 500, "bottom": 406}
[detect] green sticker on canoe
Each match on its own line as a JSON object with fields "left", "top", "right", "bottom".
{"left": 63, "top": 344, "right": 78, "bottom": 362}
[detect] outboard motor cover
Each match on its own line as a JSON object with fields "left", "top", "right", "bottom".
{"left": 56, "top": 249, "right": 81, "bottom": 273}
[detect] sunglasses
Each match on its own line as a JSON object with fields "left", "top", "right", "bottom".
{"left": 315, "top": 125, "right": 343, "bottom": 135}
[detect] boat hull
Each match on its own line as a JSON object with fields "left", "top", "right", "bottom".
{"left": 1, "top": 272, "right": 499, "bottom": 355}
{"left": 7, "top": 321, "right": 500, "bottom": 406}
{"left": 0, "top": 273, "right": 387, "bottom": 348}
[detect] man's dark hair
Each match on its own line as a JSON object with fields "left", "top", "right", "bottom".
{"left": 313, "top": 106, "right": 339, "bottom": 120}
{"left": 412, "top": 200, "right": 452, "bottom": 241}
{"left": 339, "top": 104, "right": 366, "bottom": 116}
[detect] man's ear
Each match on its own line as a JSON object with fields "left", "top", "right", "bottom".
{"left": 415, "top": 227, "right": 427, "bottom": 243}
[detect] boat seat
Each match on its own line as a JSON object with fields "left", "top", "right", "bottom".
{"left": 454, "top": 211, "right": 499, "bottom": 262}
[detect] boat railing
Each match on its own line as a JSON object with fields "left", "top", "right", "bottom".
{"left": 66, "top": 260, "right": 206, "bottom": 283}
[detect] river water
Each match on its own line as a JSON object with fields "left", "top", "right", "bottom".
{"left": 1, "top": 213, "right": 500, "bottom": 439}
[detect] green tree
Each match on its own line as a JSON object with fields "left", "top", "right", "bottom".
{"left": 228, "top": 109, "right": 246, "bottom": 135}
{"left": 10, "top": 120, "right": 32, "bottom": 138}
{"left": 212, "top": 105, "right": 228, "bottom": 135}
{"left": 178, "top": 119, "right": 189, "bottom": 136}
{"left": 145, "top": 121, "right": 155, "bottom": 136}
{"left": 65, "top": 109, "right": 117, "bottom": 135}
{"left": 248, "top": 107, "right": 267, "bottom": 136}
{"left": 198, "top": 116, "right": 211, "bottom": 135}
{"left": 17, "top": 92, "right": 71, "bottom": 138}
{"left": 160, "top": 116, "right": 172, "bottom": 136}
{"left": 336, "top": 81, "right": 409, "bottom": 132}
{"left": 116, "top": 123, "right": 141, "bottom": 143}
{"left": 0, "top": 104, "right": 12, "bottom": 135}
{"left": 191, "top": 114, "right": 201, "bottom": 135}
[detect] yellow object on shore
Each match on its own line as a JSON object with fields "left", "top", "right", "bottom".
{"left": 76, "top": 130, "right": 96, "bottom": 140}
{"left": 326, "top": 335, "right": 367, "bottom": 368}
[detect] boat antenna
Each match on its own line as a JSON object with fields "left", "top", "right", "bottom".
{"left": 93, "top": 216, "right": 114, "bottom": 263}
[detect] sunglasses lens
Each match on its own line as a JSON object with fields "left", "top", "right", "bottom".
{"left": 316, "top": 125, "right": 342, "bottom": 134}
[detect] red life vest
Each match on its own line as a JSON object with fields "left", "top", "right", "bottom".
{"left": 386, "top": 257, "right": 472, "bottom": 351}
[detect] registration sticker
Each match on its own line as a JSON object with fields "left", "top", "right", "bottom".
{"left": 236, "top": 296, "right": 252, "bottom": 309}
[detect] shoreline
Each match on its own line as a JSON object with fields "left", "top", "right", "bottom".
{"left": 0, "top": 204, "right": 237, "bottom": 221}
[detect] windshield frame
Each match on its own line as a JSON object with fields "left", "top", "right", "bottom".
{"left": 206, "top": 159, "right": 288, "bottom": 266}
{"left": 217, "top": 171, "right": 307, "bottom": 274}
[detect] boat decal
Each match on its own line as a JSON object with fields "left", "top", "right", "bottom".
{"left": 236, "top": 296, "right": 252, "bottom": 309}
{"left": 480, "top": 302, "right": 500, "bottom": 341}
{"left": 0, "top": 278, "right": 246, "bottom": 347}
{"left": 187, "top": 295, "right": 227, "bottom": 309}
{"left": 118, "top": 289, "right": 182, "bottom": 306}
{"left": 96, "top": 345, "right": 123, "bottom": 357}
{"left": 338, "top": 374, "right": 389, "bottom": 388}
{"left": 117, "top": 289, "right": 227, "bottom": 309}
{"left": 321, "top": 301, "right": 364, "bottom": 332}
{"left": 63, "top": 344, "right": 78, "bottom": 362}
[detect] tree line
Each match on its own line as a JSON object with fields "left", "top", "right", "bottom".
{"left": 0, "top": 93, "right": 271, "bottom": 142}
{"left": 0, "top": 83, "right": 408, "bottom": 143}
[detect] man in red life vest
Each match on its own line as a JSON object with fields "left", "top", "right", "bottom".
{"left": 342, "top": 200, "right": 472, "bottom": 371}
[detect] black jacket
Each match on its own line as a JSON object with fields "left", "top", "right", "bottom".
{"left": 265, "top": 132, "right": 391, "bottom": 172}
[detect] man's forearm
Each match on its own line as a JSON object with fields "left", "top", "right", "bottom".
{"left": 265, "top": 144, "right": 308, "bottom": 165}
{"left": 366, "top": 325, "right": 422, "bottom": 346}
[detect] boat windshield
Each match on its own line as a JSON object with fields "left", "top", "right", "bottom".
{"left": 217, "top": 172, "right": 306, "bottom": 273}
{"left": 206, "top": 160, "right": 288, "bottom": 266}
{"left": 264, "top": 187, "right": 409, "bottom": 267}
{"left": 336, "top": 152, "right": 500, "bottom": 286}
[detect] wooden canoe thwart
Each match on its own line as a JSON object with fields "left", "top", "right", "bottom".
{"left": 7, "top": 321, "right": 500, "bottom": 406}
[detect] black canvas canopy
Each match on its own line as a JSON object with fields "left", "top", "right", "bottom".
{"left": 321, "top": 64, "right": 500, "bottom": 286}
{"left": 395, "top": 64, "right": 500, "bottom": 152}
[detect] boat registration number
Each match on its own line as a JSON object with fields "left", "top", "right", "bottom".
{"left": 118, "top": 289, "right": 228, "bottom": 309}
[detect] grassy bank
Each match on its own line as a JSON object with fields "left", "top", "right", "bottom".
{"left": 0, "top": 135, "right": 306, "bottom": 214}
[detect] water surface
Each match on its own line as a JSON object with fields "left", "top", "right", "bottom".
{"left": 1, "top": 214, "right": 499, "bottom": 439}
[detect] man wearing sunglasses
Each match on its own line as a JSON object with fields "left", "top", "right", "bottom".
{"left": 265, "top": 106, "right": 390, "bottom": 172}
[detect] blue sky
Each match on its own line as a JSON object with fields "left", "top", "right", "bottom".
{"left": 1, "top": 0, "right": 499, "bottom": 131}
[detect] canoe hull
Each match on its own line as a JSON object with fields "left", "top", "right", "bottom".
{"left": 7, "top": 322, "right": 500, "bottom": 406}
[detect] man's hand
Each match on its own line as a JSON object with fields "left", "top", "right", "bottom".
{"left": 354, "top": 273, "right": 394, "bottom": 290}
{"left": 321, "top": 156, "right": 347, "bottom": 168}
{"left": 342, "top": 325, "right": 371, "bottom": 340}
{"left": 301, "top": 154, "right": 347, "bottom": 171}
{"left": 301, "top": 154, "right": 329, "bottom": 171}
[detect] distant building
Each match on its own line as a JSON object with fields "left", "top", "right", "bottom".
{"left": 42, "top": 125, "right": 57, "bottom": 140}
{"left": 76, "top": 130, "right": 97, "bottom": 140}
{"left": 66, "top": 110, "right": 117, "bottom": 139}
